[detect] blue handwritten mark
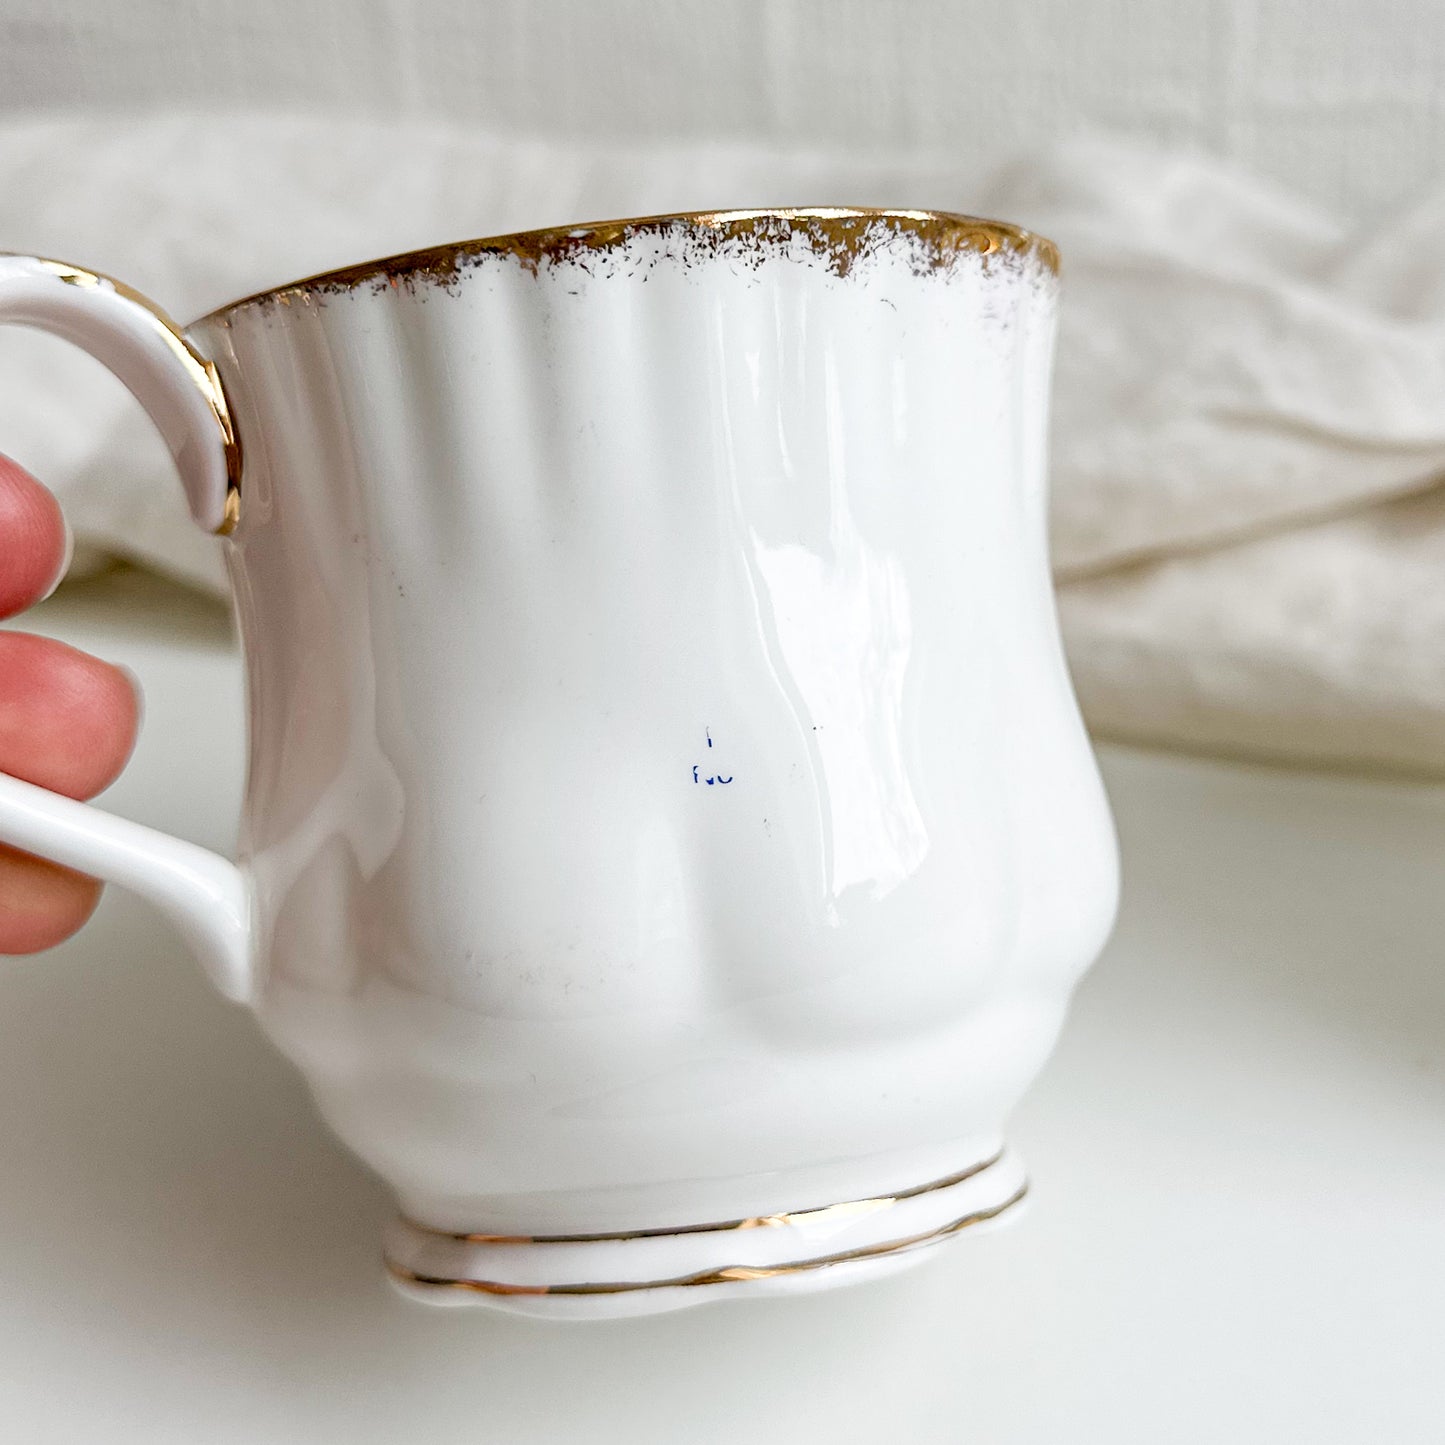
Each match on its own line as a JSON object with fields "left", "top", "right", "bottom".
{"left": 693, "top": 728, "right": 733, "bottom": 786}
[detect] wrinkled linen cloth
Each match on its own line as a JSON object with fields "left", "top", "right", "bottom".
{"left": 3, "top": 114, "right": 1444, "bottom": 775}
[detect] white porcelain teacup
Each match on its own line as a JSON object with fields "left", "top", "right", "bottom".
{"left": 0, "top": 210, "right": 1117, "bottom": 1318}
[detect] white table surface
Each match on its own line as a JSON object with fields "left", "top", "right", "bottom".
{"left": 1, "top": 569, "right": 1440, "bottom": 1443}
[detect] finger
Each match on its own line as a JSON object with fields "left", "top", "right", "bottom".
{"left": 0, "top": 632, "right": 139, "bottom": 798}
{"left": 0, "top": 454, "right": 70, "bottom": 620}
{"left": 0, "top": 634, "right": 138, "bottom": 954}
{"left": 0, "top": 847, "right": 102, "bottom": 954}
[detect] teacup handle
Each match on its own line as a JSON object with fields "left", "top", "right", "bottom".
{"left": 0, "top": 254, "right": 251, "bottom": 1002}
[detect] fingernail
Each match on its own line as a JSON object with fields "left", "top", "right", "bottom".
{"left": 38, "top": 511, "right": 74, "bottom": 602}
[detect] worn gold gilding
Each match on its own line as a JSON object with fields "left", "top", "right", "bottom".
{"left": 204, "top": 207, "right": 1058, "bottom": 322}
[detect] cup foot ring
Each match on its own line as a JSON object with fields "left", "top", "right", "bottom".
{"left": 383, "top": 1146, "right": 1029, "bottom": 1320}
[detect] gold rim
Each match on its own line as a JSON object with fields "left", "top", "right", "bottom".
{"left": 388, "top": 1181, "right": 1027, "bottom": 1297}
{"left": 401, "top": 1148, "right": 1006, "bottom": 1245}
{"left": 197, "top": 207, "right": 1058, "bottom": 324}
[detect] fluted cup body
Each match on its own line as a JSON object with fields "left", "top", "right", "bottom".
{"left": 191, "top": 212, "right": 1117, "bottom": 1316}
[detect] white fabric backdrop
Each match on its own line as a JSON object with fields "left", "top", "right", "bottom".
{"left": 3, "top": 114, "right": 1445, "bottom": 775}
{"left": 3, "top": 0, "right": 1444, "bottom": 220}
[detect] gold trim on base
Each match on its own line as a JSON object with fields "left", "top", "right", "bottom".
{"left": 402, "top": 1148, "right": 1005, "bottom": 1245}
{"left": 387, "top": 1181, "right": 1027, "bottom": 1298}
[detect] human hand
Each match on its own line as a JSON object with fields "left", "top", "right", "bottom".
{"left": 0, "top": 455, "right": 138, "bottom": 952}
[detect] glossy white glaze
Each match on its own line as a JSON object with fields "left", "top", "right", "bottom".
{"left": 0, "top": 216, "right": 1118, "bottom": 1315}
